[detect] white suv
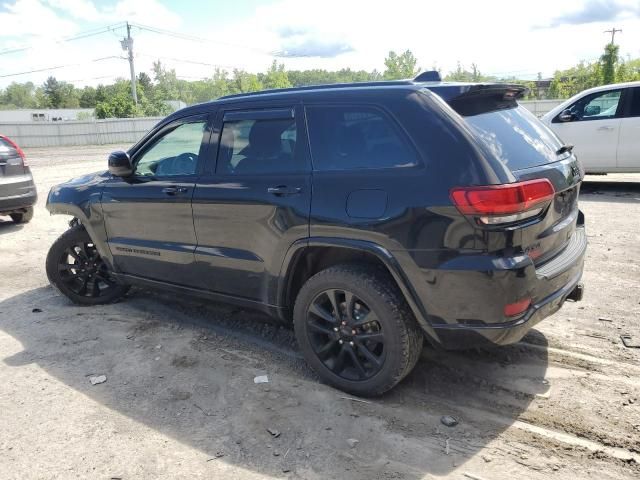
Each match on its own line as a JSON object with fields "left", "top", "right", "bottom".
{"left": 541, "top": 81, "right": 640, "bottom": 173}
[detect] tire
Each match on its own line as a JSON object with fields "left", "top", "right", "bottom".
{"left": 293, "top": 264, "right": 423, "bottom": 396}
{"left": 46, "top": 225, "right": 130, "bottom": 305}
{"left": 10, "top": 206, "right": 34, "bottom": 224}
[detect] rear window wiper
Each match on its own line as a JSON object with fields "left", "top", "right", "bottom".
{"left": 556, "top": 144, "right": 574, "bottom": 156}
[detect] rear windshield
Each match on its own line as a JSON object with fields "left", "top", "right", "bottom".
{"left": 464, "top": 106, "right": 564, "bottom": 171}
{"left": 0, "top": 137, "right": 16, "bottom": 155}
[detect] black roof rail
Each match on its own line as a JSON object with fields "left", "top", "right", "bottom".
{"left": 218, "top": 79, "right": 415, "bottom": 100}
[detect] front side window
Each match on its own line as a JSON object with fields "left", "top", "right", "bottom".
{"left": 217, "top": 117, "right": 298, "bottom": 174}
{"left": 135, "top": 121, "right": 206, "bottom": 177}
{"left": 563, "top": 89, "right": 622, "bottom": 122}
{"left": 305, "top": 106, "right": 417, "bottom": 171}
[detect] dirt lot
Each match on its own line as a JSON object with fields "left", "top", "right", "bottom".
{"left": 1, "top": 145, "right": 639, "bottom": 480}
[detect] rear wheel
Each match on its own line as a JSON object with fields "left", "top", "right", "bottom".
{"left": 46, "top": 225, "right": 129, "bottom": 305}
{"left": 293, "top": 264, "right": 423, "bottom": 396}
{"left": 10, "top": 206, "right": 33, "bottom": 224}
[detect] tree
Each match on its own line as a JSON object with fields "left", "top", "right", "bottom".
{"left": 41, "top": 77, "right": 79, "bottom": 108}
{"left": 600, "top": 42, "right": 619, "bottom": 85}
{"left": 1, "top": 82, "right": 36, "bottom": 108}
{"left": 383, "top": 50, "right": 419, "bottom": 80}
{"left": 42, "top": 76, "right": 62, "bottom": 108}
{"left": 152, "top": 61, "right": 180, "bottom": 100}
{"left": 79, "top": 86, "right": 97, "bottom": 108}
{"left": 262, "top": 60, "right": 291, "bottom": 89}
{"left": 137, "top": 72, "right": 153, "bottom": 96}
{"left": 232, "top": 69, "right": 263, "bottom": 93}
{"left": 95, "top": 91, "right": 139, "bottom": 119}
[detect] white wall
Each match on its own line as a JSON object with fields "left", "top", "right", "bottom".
{"left": 0, "top": 108, "right": 95, "bottom": 123}
{"left": 0, "top": 117, "right": 163, "bottom": 147}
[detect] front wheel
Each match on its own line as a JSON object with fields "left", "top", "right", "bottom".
{"left": 293, "top": 264, "right": 423, "bottom": 396}
{"left": 46, "top": 225, "right": 129, "bottom": 305}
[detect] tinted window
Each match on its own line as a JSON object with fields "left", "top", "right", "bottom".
{"left": 564, "top": 89, "right": 622, "bottom": 121}
{"left": 466, "top": 105, "right": 564, "bottom": 171}
{"left": 627, "top": 87, "right": 640, "bottom": 117}
{"left": 135, "top": 121, "right": 206, "bottom": 177}
{"left": 217, "top": 117, "right": 298, "bottom": 174}
{"left": 0, "top": 137, "right": 18, "bottom": 155}
{"left": 305, "top": 106, "right": 417, "bottom": 171}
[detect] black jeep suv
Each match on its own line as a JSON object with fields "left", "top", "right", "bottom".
{"left": 46, "top": 75, "right": 586, "bottom": 395}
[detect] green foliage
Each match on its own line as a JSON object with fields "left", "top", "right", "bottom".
{"left": 444, "top": 62, "right": 496, "bottom": 82}
{"left": 547, "top": 61, "right": 602, "bottom": 99}
{"left": 261, "top": 60, "right": 292, "bottom": 89}
{"left": 383, "top": 50, "right": 419, "bottom": 80}
{"left": 1, "top": 82, "right": 37, "bottom": 108}
{"left": 547, "top": 42, "right": 639, "bottom": 99}
{"left": 42, "top": 76, "right": 79, "bottom": 108}
{"left": 600, "top": 43, "right": 619, "bottom": 85}
{"left": 4, "top": 44, "right": 639, "bottom": 117}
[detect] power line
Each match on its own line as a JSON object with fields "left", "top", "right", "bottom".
{"left": 130, "top": 22, "right": 273, "bottom": 57}
{"left": 0, "top": 56, "right": 124, "bottom": 79}
{"left": 136, "top": 52, "right": 241, "bottom": 71}
{"left": 0, "top": 23, "right": 127, "bottom": 57}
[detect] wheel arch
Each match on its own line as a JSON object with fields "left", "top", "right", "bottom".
{"left": 46, "top": 184, "right": 113, "bottom": 268}
{"left": 277, "top": 237, "right": 439, "bottom": 344}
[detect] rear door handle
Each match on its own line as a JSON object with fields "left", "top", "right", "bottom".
{"left": 597, "top": 125, "right": 614, "bottom": 131}
{"left": 162, "top": 186, "right": 189, "bottom": 195}
{"left": 267, "top": 185, "right": 302, "bottom": 196}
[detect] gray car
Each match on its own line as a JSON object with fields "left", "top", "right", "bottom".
{"left": 0, "top": 135, "right": 37, "bottom": 223}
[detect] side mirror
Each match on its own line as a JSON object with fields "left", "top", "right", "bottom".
{"left": 558, "top": 109, "right": 575, "bottom": 123}
{"left": 108, "top": 151, "right": 133, "bottom": 177}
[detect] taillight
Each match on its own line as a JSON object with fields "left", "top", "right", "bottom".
{"left": 1, "top": 136, "right": 27, "bottom": 166}
{"left": 504, "top": 298, "right": 531, "bottom": 317}
{"left": 450, "top": 179, "right": 554, "bottom": 225}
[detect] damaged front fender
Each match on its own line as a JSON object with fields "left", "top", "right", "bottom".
{"left": 46, "top": 170, "right": 114, "bottom": 268}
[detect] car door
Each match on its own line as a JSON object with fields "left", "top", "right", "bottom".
{"left": 616, "top": 86, "right": 640, "bottom": 170}
{"left": 101, "top": 115, "right": 212, "bottom": 286}
{"left": 550, "top": 88, "right": 623, "bottom": 172}
{"left": 191, "top": 104, "right": 311, "bottom": 303}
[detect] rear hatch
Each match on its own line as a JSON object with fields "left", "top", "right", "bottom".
{"left": 432, "top": 84, "right": 584, "bottom": 266}
{"left": 0, "top": 136, "right": 26, "bottom": 178}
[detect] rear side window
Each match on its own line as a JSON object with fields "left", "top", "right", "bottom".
{"left": 305, "top": 106, "right": 417, "bottom": 171}
{"left": 217, "top": 116, "right": 299, "bottom": 174}
{"left": 0, "top": 137, "right": 18, "bottom": 154}
{"left": 627, "top": 87, "right": 640, "bottom": 117}
{"left": 465, "top": 106, "right": 564, "bottom": 171}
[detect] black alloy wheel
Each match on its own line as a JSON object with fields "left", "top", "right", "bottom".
{"left": 307, "top": 288, "right": 386, "bottom": 381}
{"left": 46, "top": 225, "right": 130, "bottom": 305}
{"left": 57, "top": 241, "right": 118, "bottom": 298}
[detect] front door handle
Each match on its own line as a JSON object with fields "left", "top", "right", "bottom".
{"left": 267, "top": 185, "right": 302, "bottom": 196}
{"left": 162, "top": 186, "right": 189, "bottom": 195}
{"left": 597, "top": 125, "right": 614, "bottom": 131}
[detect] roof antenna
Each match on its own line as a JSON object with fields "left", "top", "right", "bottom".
{"left": 414, "top": 71, "right": 442, "bottom": 82}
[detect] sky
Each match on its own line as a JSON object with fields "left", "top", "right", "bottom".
{"left": 0, "top": 0, "right": 640, "bottom": 89}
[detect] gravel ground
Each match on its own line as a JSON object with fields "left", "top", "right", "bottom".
{"left": 0, "top": 144, "right": 639, "bottom": 480}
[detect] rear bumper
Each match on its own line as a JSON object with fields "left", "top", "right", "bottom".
{"left": 419, "top": 225, "right": 587, "bottom": 349}
{"left": 432, "top": 272, "right": 583, "bottom": 348}
{"left": 0, "top": 173, "right": 37, "bottom": 214}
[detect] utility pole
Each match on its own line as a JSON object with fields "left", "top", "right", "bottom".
{"left": 120, "top": 22, "right": 138, "bottom": 104}
{"left": 604, "top": 27, "right": 622, "bottom": 45}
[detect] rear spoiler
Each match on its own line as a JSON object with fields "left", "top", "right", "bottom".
{"left": 425, "top": 83, "right": 529, "bottom": 117}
